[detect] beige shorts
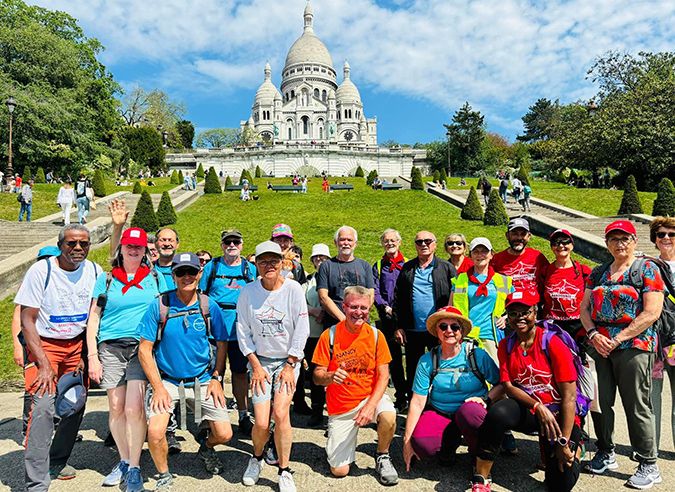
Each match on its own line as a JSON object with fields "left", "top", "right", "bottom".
{"left": 145, "top": 379, "right": 231, "bottom": 423}
{"left": 326, "top": 394, "right": 396, "bottom": 468}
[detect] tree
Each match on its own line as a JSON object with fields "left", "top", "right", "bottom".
{"left": 484, "top": 189, "right": 509, "bottom": 226}
{"left": 439, "top": 168, "right": 447, "bottom": 184}
{"left": 366, "top": 169, "right": 378, "bottom": 186}
{"left": 424, "top": 140, "right": 449, "bottom": 172}
{"left": 461, "top": 186, "right": 484, "bottom": 221}
{"left": 175, "top": 120, "right": 195, "bottom": 149}
{"left": 156, "top": 191, "right": 177, "bottom": 226}
{"left": 517, "top": 98, "right": 559, "bottom": 142}
{"left": 34, "top": 167, "right": 46, "bottom": 183}
{"left": 92, "top": 169, "right": 106, "bottom": 197}
{"left": 121, "top": 126, "right": 166, "bottom": 171}
{"left": 355, "top": 166, "right": 364, "bottom": 178}
{"left": 121, "top": 87, "right": 186, "bottom": 147}
{"left": 432, "top": 170, "right": 440, "bottom": 183}
{"left": 22, "top": 166, "right": 32, "bottom": 181}
{"left": 653, "top": 178, "right": 675, "bottom": 217}
{"left": 132, "top": 181, "right": 142, "bottom": 194}
{"left": 516, "top": 166, "right": 531, "bottom": 186}
{"left": 410, "top": 167, "right": 424, "bottom": 190}
{"left": 225, "top": 175, "right": 233, "bottom": 187}
{"left": 255, "top": 165, "right": 262, "bottom": 178}
{"left": 130, "top": 190, "right": 158, "bottom": 232}
{"left": 476, "top": 133, "right": 510, "bottom": 173}
{"left": 204, "top": 167, "right": 222, "bottom": 194}
{"left": 618, "top": 175, "right": 643, "bottom": 214}
{"left": 178, "top": 170, "right": 184, "bottom": 185}
{"left": 195, "top": 128, "right": 241, "bottom": 148}
{"left": 170, "top": 170, "right": 178, "bottom": 184}
{"left": 444, "top": 102, "right": 485, "bottom": 176}
{"left": 195, "top": 163, "right": 205, "bottom": 180}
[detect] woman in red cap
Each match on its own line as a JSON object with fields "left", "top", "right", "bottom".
{"left": 85, "top": 227, "right": 165, "bottom": 492}
{"left": 402, "top": 306, "right": 503, "bottom": 473}
{"left": 580, "top": 219, "right": 665, "bottom": 489}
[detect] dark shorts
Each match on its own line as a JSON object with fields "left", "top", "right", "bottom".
{"left": 228, "top": 339, "right": 248, "bottom": 374}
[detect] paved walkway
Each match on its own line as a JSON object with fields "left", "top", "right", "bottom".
{"left": 0, "top": 384, "right": 672, "bottom": 492}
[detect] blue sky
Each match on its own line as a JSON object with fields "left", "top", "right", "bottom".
{"left": 30, "top": 0, "right": 675, "bottom": 144}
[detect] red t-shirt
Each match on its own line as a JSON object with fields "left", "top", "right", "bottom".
{"left": 491, "top": 248, "right": 549, "bottom": 293}
{"left": 541, "top": 263, "right": 592, "bottom": 320}
{"left": 454, "top": 257, "right": 474, "bottom": 275}
{"left": 498, "top": 328, "right": 577, "bottom": 406}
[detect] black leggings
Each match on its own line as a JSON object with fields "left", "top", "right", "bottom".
{"left": 478, "top": 398, "right": 582, "bottom": 492}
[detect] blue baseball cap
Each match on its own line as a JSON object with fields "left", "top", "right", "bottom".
{"left": 55, "top": 371, "right": 87, "bottom": 419}
{"left": 171, "top": 252, "right": 201, "bottom": 272}
{"left": 36, "top": 246, "right": 61, "bottom": 260}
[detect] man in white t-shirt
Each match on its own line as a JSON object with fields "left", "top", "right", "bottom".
{"left": 15, "top": 224, "right": 101, "bottom": 491}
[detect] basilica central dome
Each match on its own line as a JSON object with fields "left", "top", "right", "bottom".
{"left": 283, "top": 1, "right": 334, "bottom": 70}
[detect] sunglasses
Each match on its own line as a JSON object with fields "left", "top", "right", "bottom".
{"left": 198, "top": 257, "right": 210, "bottom": 264}
{"left": 551, "top": 238, "right": 572, "bottom": 247}
{"left": 415, "top": 238, "right": 435, "bottom": 246}
{"left": 446, "top": 241, "right": 464, "bottom": 247}
{"left": 438, "top": 322, "right": 462, "bottom": 333}
{"left": 656, "top": 232, "right": 675, "bottom": 239}
{"left": 64, "top": 240, "right": 90, "bottom": 248}
{"left": 507, "top": 308, "right": 535, "bottom": 319}
{"left": 222, "top": 239, "right": 242, "bottom": 246}
{"left": 174, "top": 267, "right": 199, "bottom": 277}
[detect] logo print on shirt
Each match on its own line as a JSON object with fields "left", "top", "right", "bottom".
{"left": 547, "top": 280, "right": 581, "bottom": 314}
{"left": 256, "top": 306, "right": 286, "bottom": 337}
{"left": 515, "top": 364, "right": 559, "bottom": 402}
{"left": 503, "top": 261, "right": 537, "bottom": 288}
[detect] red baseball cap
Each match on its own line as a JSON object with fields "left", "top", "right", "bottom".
{"left": 505, "top": 290, "right": 540, "bottom": 309}
{"left": 120, "top": 227, "right": 147, "bottom": 247}
{"left": 604, "top": 220, "right": 637, "bottom": 237}
{"left": 549, "top": 228, "right": 574, "bottom": 244}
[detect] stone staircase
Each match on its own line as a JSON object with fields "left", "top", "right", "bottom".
{"left": 0, "top": 222, "right": 63, "bottom": 262}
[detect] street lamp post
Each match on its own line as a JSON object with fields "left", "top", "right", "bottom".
{"left": 445, "top": 128, "right": 452, "bottom": 177}
{"left": 162, "top": 131, "right": 169, "bottom": 147}
{"left": 5, "top": 96, "right": 17, "bottom": 187}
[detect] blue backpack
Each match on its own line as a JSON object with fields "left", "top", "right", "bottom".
{"left": 506, "top": 320, "right": 594, "bottom": 417}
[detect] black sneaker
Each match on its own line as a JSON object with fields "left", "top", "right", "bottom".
{"left": 103, "top": 431, "right": 116, "bottom": 448}
{"left": 239, "top": 414, "right": 254, "bottom": 437}
{"left": 166, "top": 431, "right": 182, "bottom": 455}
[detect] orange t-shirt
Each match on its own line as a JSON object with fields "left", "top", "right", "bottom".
{"left": 312, "top": 321, "right": 392, "bottom": 415}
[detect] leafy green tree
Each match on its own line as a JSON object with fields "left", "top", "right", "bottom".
{"left": 34, "top": 167, "right": 46, "bottom": 183}
{"left": 132, "top": 181, "right": 142, "bottom": 194}
{"left": 461, "top": 186, "right": 484, "bottom": 221}
{"left": 484, "top": 189, "right": 509, "bottom": 226}
{"left": 121, "top": 126, "right": 166, "bottom": 171}
{"left": 22, "top": 166, "right": 32, "bottom": 181}
{"left": 178, "top": 170, "right": 184, "bottom": 185}
{"left": 255, "top": 165, "right": 262, "bottom": 178}
{"left": 653, "top": 178, "right": 675, "bottom": 216}
{"left": 92, "top": 169, "right": 107, "bottom": 197}
{"left": 204, "top": 167, "right": 222, "bottom": 194}
{"left": 516, "top": 166, "right": 531, "bottom": 186}
{"left": 366, "top": 169, "right": 378, "bottom": 186}
{"left": 439, "top": 168, "right": 447, "bottom": 184}
{"left": 444, "top": 102, "right": 485, "bottom": 176}
{"left": 225, "top": 175, "right": 233, "bottom": 187}
{"left": 156, "top": 191, "right": 177, "bottom": 226}
{"left": 424, "top": 140, "right": 449, "bottom": 172}
{"left": 355, "top": 166, "right": 365, "bottom": 177}
{"left": 195, "top": 163, "right": 205, "bottom": 180}
{"left": 618, "top": 175, "right": 643, "bottom": 214}
{"left": 410, "top": 167, "right": 424, "bottom": 190}
{"left": 517, "top": 98, "right": 559, "bottom": 142}
{"left": 175, "top": 120, "right": 195, "bottom": 149}
{"left": 432, "top": 170, "right": 440, "bottom": 183}
{"left": 170, "top": 170, "right": 178, "bottom": 184}
{"left": 130, "top": 190, "right": 158, "bottom": 232}
{"left": 195, "top": 128, "right": 241, "bottom": 148}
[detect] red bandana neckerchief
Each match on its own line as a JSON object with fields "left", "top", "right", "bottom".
{"left": 468, "top": 266, "right": 495, "bottom": 297}
{"left": 112, "top": 265, "right": 151, "bottom": 294}
{"left": 385, "top": 251, "right": 405, "bottom": 271}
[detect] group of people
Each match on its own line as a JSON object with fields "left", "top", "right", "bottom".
{"left": 11, "top": 202, "right": 675, "bottom": 492}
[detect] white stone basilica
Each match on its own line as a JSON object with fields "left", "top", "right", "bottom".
{"left": 241, "top": 1, "right": 377, "bottom": 147}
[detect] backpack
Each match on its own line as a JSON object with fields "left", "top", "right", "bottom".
{"left": 505, "top": 320, "right": 594, "bottom": 417}
{"left": 204, "top": 257, "right": 254, "bottom": 305}
{"left": 156, "top": 291, "right": 212, "bottom": 348}
{"left": 76, "top": 180, "right": 86, "bottom": 197}
{"left": 327, "top": 324, "right": 378, "bottom": 359}
{"left": 428, "top": 339, "right": 487, "bottom": 393}
{"left": 589, "top": 256, "right": 675, "bottom": 349}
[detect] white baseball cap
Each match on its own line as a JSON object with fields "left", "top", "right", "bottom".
{"left": 469, "top": 237, "right": 493, "bottom": 252}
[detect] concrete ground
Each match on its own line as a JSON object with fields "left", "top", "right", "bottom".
{"left": 0, "top": 385, "right": 672, "bottom": 492}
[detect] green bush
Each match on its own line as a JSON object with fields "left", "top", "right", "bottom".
{"left": 392, "top": 178, "right": 398, "bottom": 184}
{"left": 132, "top": 181, "right": 143, "bottom": 194}
{"left": 225, "top": 175, "right": 233, "bottom": 187}
{"left": 618, "top": 175, "right": 643, "bottom": 215}
{"left": 170, "top": 170, "right": 179, "bottom": 184}
{"left": 652, "top": 178, "right": 675, "bottom": 217}
{"left": 516, "top": 166, "right": 531, "bottom": 186}
{"left": 366, "top": 170, "right": 378, "bottom": 186}
{"left": 461, "top": 186, "right": 484, "bottom": 221}
{"left": 130, "top": 190, "right": 159, "bottom": 232}
{"left": 92, "top": 169, "right": 107, "bottom": 197}
{"left": 483, "top": 189, "right": 509, "bottom": 226}
{"left": 432, "top": 170, "right": 440, "bottom": 183}
{"left": 195, "top": 163, "right": 205, "bottom": 180}
{"left": 204, "top": 167, "right": 222, "bottom": 194}
{"left": 410, "top": 167, "right": 424, "bottom": 190}
{"left": 34, "top": 167, "right": 46, "bottom": 183}
{"left": 255, "top": 165, "right": 262, "bottom": 178}
{"left": 239, "top": 168, "right": 254, "bottom": 185}
{"left": 178, "top": 170, "right": 185, "bottom": 185}
{"left": 355, "top": 166, "right": 364, "bottom": 178}
{"left": 439, "top": 168, "right": 448, "bottom": 184}
{"left": 156, "top": 191, "right": 177, "bottom": 226}
{"left": 22, "top": 166, "right": 32, "bottom": 181}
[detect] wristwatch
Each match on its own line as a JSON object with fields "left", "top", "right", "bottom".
{"left": 556, "top": 436, "right": 569, "bottom": 447}
{"left": 211, "top": 374, "right": 223, "bottom": 382}
{"left": 285, "top": 360, "right": 299, "bottom": 368}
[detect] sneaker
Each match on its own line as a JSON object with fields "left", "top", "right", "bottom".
{"left": 103, "top": 460, "right": 129, "bottom": 486}
{"left": 166, "top": 431, "right": 181, "bottom": 455}
{"left": 500, "top": 432, "right": 518, "bottom": 455}
{"left": 264, "top": 438, "right": 279, "bottom": 466}
{"left": 626, "top": 463, "right": 662, "bottom": 490}
{"left": 104, "top": 431, "right": 116, "bottom": 447}
{"left": 239, "top": 414, "right": 254, "bottom": 437}
{"left": 279, "top": 469, "right": 297, "bottom": 492}
{"left": 49, "top": 464, "right": 77, "bottom": 481}
{"left": 471, "top": 474, "right": 492, "bottom": 492}
{"left": 242, "top": 456, "right": 264, "bottom": 486}
{"left": 375, "top": 453, "right": 399, "bottom": 486}
{"left": 124, "top": 467, "right": 144, "bottom": 492}
{"left": 154, "top": 472, "right": 173, "bottom": 492}
{"left": 198, "top": 444, "right": 223, "bottom": 475}
{"left": 585, "top": 450, "right": 619, "bottom": 474}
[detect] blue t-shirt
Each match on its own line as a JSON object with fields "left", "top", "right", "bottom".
{"left": 137, "top": 292, "right": 228, "bottom": 385}
{"left": 154, "top": 264, "right": 175, "bottom": 292}
{"left": 412, "top": 343, "right": 499, "bottom": 414}
{"left": 92, "top": 271, "right": 166, "bottom": 342}
{"left": 412, "top": 265, "right": 435, "bottom": 332}
{"left": 199, "top": 258, "right": 257, "bottom": 342}
{"left": 452, "top": 275, "right": 514, "bottom": 342}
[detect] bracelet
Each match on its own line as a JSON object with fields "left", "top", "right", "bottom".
{"left": 531, "top": 402, "right": 540, "bottom": 414}
{"left": 587, "top": 329, "right": 599, "bottom": 340}
{"left": 87, "top": 353, "right": 98, "bottom": 358}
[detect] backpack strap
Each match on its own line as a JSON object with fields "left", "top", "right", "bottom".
{"left": 428, "top": 345, "right": 440, "bottom": 393}
{"left": 204, "top": 256, "right": 222, "bottom": 295}
{"left": 328, "top": 324, "right": 378, "bottom": 361}
{"left": 156, "top": 292, "right": 171, "bottom": 347}
{"left": 588, "top": 261, "right": 612, "bottom": 288}
{"left": 197, "top": 292, "right": 212, "bottom": 339}
{"left": 465, "top": 340, "right": 488, "bottom": 390}
{"left": 43, "top": 257, "right": 52, "bottom": 290}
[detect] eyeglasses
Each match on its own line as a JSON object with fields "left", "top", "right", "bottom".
{"left": 446, "top": 241, "right": 464, "bottom": 247}
{"left": 222, "top": 239, "right": 242, "bottom": 246}
{"left": 64, "top": 240, "right": 90, "bottom": 248}
{"left": 551, "top": 239, "right": 572, "bottom": 247}
{"left": 656, "top": 232, "right": 675, "bottom": 239}
{"left": 438, "top": 322, "right": 462, "bottom": 333}
{"left": 257, "top": 258, "right": 281, "bottom": 267}
{"left": 198, "top": 257, "right": 210, "bottom": 264}
{"left": 507, "top": 308, "right": 535, "bottom": 319}
{"left": 174, "top": 267, "right": 199, "bottom": 277}
{"left": 415, "top": 238, "right": 435, "bottom": 246}
{"left": 607, "top": 236, "right": 634, "bottom": 245}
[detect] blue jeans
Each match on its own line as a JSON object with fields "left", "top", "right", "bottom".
{"left": 76, "top": 196, "right": 89, "bottom": 223}
{"left": 18, "top": 201, "right": 32, "bottom": 221}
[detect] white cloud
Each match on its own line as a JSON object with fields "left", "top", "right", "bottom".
{"left": 29, "top": 0, "right": 675, "bottom": 135}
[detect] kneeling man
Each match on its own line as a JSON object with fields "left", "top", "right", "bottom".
{"left": 313, "top": 286, "right": 398, "bottom": 485}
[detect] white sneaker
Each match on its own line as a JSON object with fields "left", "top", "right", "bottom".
{"left": 242, "top": 456, "right": 263, "bottom": 486}
{"left": 278, "top": 470, "right": 296, "bottom": 492}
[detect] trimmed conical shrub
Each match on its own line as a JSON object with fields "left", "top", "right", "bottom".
{"left": 239, "top": 169, "right": 248, "bottom": 185}
{"left": 170, "top": 170, "right": 179, "bottom": 184}
{"left": 255, "top": 165, "right": 262, "bottom": 178}
{"left": 355, "top": 165, "right": 364, "bottom": 177}
{"left": 516, "top": 166, "right": 531, "bottom": 186}
{"left": 178, "top": 170, "right": 185, "bottom": 185}
{"left": 156, "top": 191, "right": 177, "bottom": 226}
{"left": 484, "top": 189, "right": 509, "bottom": 226}
{"left": 432, "top": 170, "right": 440, "bottom": 183}
{"left": 195, "top": 163, "right": 205, "bottom": 180}
{"left": 618, "top": 175, "right": 643, "bottom": 215}
{"left": 461, "top": 186, "right": 484, "bottom": 221}
{"left": 225, "top": 175, "right": 233, "bottom": 187}
{"left": 653, "top": 178, "right": 675, "bottom": 217}
{"left": 410, "top": 167, "right": 424, "bottom": 190}
{"left": 34, "top": 167, "right": 46, "bottom": 183}
{"left": 22, "top": 166, "right": 32, "bottom": 181}
{"left": 205, "top": 168, "right": 222, "bottom": 194}
{"left": 366, "top": 170, "right": 378, "bottom": 186}
{"left": 93, "top": 169, "right": 107, "bottom": 197}
{"left": 439, "top": 168, "right": 447, "bottom": 184}
{"left": 132, "top": 181, "right": 143, "bottom": 194}
{"left": 131, "top": 190, "right": 159, "bottom": 232}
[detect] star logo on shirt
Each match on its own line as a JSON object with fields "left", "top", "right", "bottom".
{"left": 256, "top": 306, "right": 286, "bottom": 337}
{"left": 515, "top": 364, "right": 559, "bottom": 402}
